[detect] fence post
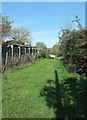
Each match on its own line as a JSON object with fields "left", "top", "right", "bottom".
{"left": 0, "top": 44, "right": 2, "bottom": 73}
{"left": 5, "top": 52, "right": 8, "bottom": 66}
{"left": 32, "top": 48, "right": 33, "bottom": 55}
{"left": 28, "top": 47, "right": 30, "bottom": 55}
{"left": 18, "top": 46, "right": 21, "bottom": 58}
{"left": 11, "top": 45, "right": 13, "bottom": 60}
{"left": 35, "top": 48, "right": 36, "bottom": 54}
{"left": 24, "top": 48, "right": 26, "bottom": 55}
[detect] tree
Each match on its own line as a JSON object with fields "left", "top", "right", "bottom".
{"left": 0, "top": 14, "right": 13, "bottom": 40}
{"left": 36, "top": 42, "right": 47, "bottom": 49}
{"left": 72, "top": 16, "right": 83, "bottom": 30}
{"left": 50, "top": 43, "right": 61, "bottom": 56}
{"left": 60, "top": 28, "right": 87, "bottom": 77}
{"left": 36, "top": 42, "right": 49, "bottom": 58}
{"left": 10, "top": 27, "right": 32, "bottom": 45}
{"left": 0, "top": 14, "right": 12, "bottom": 72}
{"left": 58, "top": 16, "right": 87, "bottom": 77}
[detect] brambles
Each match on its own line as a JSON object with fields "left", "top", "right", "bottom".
{"left": 59, "top": 17, "right": 87, "bottom": 77}
{"left": 62, "top": 29, "right": 87, "bottom": 77}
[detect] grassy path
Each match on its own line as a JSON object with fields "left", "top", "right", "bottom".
{"left": 2, "top": 58, "right": 87, "bottom": 118}
{"left": 2, "top": 59, "right": 58, "bottom": 118}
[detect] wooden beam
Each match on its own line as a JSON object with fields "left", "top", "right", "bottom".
{"left": 18, "top": 46, "right": 21, "bottom": 58}
{"left": 0, "top": 45, "right": 2, "bottom": 72}
{"left": 11, "top": 45, "right": 13, "bottom": 60}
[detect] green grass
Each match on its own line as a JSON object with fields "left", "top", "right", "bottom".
{"left": 2, "top": 59, "right": 58, "bottom": 118}
{"left": 2, "top": 58, "right": 87, "bottom": 118}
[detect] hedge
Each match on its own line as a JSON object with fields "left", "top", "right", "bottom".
{"left": 61, "top": 28, "right": 87, "bottom": 77}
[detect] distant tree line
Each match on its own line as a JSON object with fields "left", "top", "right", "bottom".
{"left": 35, "top": 42, "right": 61, "bottom": 58}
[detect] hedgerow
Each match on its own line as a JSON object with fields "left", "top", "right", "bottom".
{"left": 60, "top": 28, "right": 87, "bottom": 77}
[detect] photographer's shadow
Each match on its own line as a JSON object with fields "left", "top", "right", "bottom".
{"left": 40, "top": 70, "right": 87, "bottom": 119}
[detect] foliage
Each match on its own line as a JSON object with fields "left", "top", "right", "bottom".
{"left": 40, "top": 58, "right": 87, "bottom": 119}
{"left": 59, "top": 16, "right": 87, "bottom": 77}
{"left": 0, "top": 14, "right": 13, "bottom": 40}
{"left": 50, "top": 43, "right": 62, "bottom": 57}
{"left": 61, "top": 28, "right": 87, "bottom": 77}
{"left": 10, "top": 27, "right": 32, "bottom": 45}
{"left": 36, "top": 42, "right": 49, "bottom": 58}
{"left": 39, "top": 49, "right": 50, "bottom": 58}
{"left": 36, "top": 42, "right": 47, "bottom": 49}
{"left": 0, "top": 14, "right": 32, "bottom": 46}
{"left": 3, "top": 58, "right": 86, "bottom": 118}
{"left": 2, "top": 55, "right": 37, "bottom": 72}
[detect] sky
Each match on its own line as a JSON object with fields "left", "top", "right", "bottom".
{"left": 2, "top": 2, "right": 85, "bottom": 48}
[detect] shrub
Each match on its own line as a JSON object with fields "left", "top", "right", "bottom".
{"left": 61, "top": 28, "right": 87, "bottom": 77}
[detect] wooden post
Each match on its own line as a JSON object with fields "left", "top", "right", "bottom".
{"left": 32, "top": 48, "right": 33, "bottom": 55}
{"left": 25, "top": 48, "right": 26, "bottom": 55}
{"left": 36, "top": 48, "right": 37, "bottom": 53}
{"left": 35, "top": 48, "right": 36, "bottom": 53}
{"left": 37, "top": 49, "right": 39, "bottom": 54}
{"left": 18, "top": 46, "right": 21, "bottom": 58}
{"left": 35, "top": 48, "right": 37, "bottom": 54}
{"left": 28, "top": 48, "right": 30, "bottom": 55}
{"left": 5, "top": 52, "right": 8, "bottom": 66}
{"left": 11, "top": 45, "right": 13, "bottom": 60}
{"left": 0, "top": 44, "right": 2, "bottom": 73}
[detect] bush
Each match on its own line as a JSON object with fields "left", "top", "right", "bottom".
{"left": 39, "top": 49, "right": 50, "bottom": 58}
{"left": 2, "top": 54, "right": 38, "bottom": 72}
{"left": 61, "top": 28, "right": 87, "bottom": 77}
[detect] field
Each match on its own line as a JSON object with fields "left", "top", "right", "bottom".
{"left": 2, "top": 58, "right": 87, "bottom": 118}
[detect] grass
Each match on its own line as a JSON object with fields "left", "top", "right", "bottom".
{"left": 2, "top": 58, "right": 87, "bottom": 118}
{"left": 2, "top": 59, "right": 57, "bottom": 118}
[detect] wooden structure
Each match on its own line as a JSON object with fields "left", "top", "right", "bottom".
{"left": 0, "top": 41, "right": 40, "bottom": 72}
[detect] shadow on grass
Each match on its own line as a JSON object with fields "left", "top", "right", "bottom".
{"left": 40, "top": 70, "right": 87, "bottom": 119}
